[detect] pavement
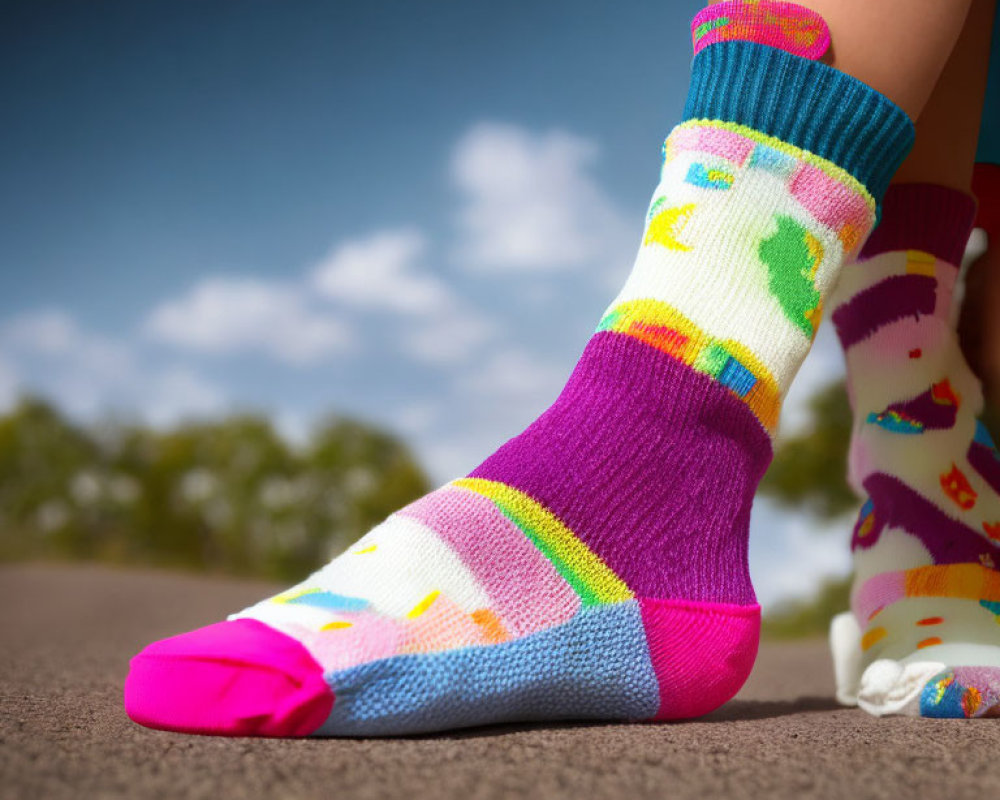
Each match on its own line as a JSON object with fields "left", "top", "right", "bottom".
{"left": 2, "top": 563, "right": 997, "bottom": 800}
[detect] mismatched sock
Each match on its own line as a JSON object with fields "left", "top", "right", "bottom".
{"left": 124, "top": 5, "right": 912, "bottom": 736}
{"left": 829, "top": 184, "right": 1000, "bottom": 718}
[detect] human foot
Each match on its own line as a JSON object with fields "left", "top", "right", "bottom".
{"left": 125, "top": 8, "right": 913, "bottom": 737}
{"left": 830, "top": 185, "right": 1000, "bottom": 718}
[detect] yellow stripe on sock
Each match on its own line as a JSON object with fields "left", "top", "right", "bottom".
{"left": 452, "top": 477, "right": 633, "bottom": 606}
{"left": 597, "top": 298, "right": 781, "bottom": 433}
{"left": 272, "top": 587, "right": 319, "bottom": 603}
{"left": 407, "top": 590, "right": 441, "bottom": 618}
{"left": 905, "top": 250, "right": 937, "bottom": 277}
{"left": 861, "top": 626, "right": 887, "bottom": 651}
{"left": 904, "top": 563, "right": 1000, "bottom": 603}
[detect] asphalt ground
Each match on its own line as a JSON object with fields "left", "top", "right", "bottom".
{"left": 3, "top": 563, "right": 997, "bottom": 800}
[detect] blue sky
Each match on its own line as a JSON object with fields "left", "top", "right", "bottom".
{"left": 0, "top": 0, "right": 855, "bottom": 607}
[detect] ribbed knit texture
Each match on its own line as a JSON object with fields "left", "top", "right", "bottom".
{"left": 860, "top": 184, "right": 977, "bottom": 265}
{"left": 829, "top": 184, "right": 1000, "bottom": 718}
{"left": 123, "top": 14, "right": 915, "bottom": 737}
{"left": 684, "top": 41, "right": 914, "bottom": 205}
{"left": 691, "top": 1, "right": 830, "bottom": 60}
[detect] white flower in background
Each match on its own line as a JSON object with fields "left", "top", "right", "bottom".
{"left": 70, "top": 471, "right": 102, "bottom": 506}
{"left": 108, "top": 474, "right": 141, "bottom": 505}
{"left": 36, "top": 500, "right": 70, "bottom": 533}
{"left": 179, "top": 468, "right": 218, "bottom": 504}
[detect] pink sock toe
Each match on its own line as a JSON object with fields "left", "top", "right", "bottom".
{"left": 124, "top": 618, "right": 334, "bottom": 736}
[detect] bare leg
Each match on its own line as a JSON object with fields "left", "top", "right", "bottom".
{"left": 708, "top": 0, "right": 976, "bottom": 120}
{"left": 923, "top": 1, "right": 1000, "bottom": 418}
{"left": 798, "top": 0, "right": 998, "bottom": 410}
{"left": 817, "top": 0, "right": 1000, "bottom": 718}
{"left": 891, "top": 0, "right": 995, "bottom": 191}
{"left": 791, "top": 0, "right": 999, "bottom": 409}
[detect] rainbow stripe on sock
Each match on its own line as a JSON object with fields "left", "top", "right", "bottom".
{"left": 453, "top": 477, "right": 634, "bottom": 606}
{"left": 853, "top": 563, "right": 1000, "bottom": 626}
{"left": 691, "top": 1, "right": 830, "bottom": 60}
{"left": 597, "top": 299, "right": 781, "bottom": 433}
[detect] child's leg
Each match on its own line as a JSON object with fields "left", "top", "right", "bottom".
{"left": 828, "top": 0, "right": 1000, "bottom": 718}
{"left": 126, "top": 3, "right": 923, "bottom": 736}
{"left": 707, "top": 0, "right": 975, "bottom": 119}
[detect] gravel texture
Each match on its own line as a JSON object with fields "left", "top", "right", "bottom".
{"left": 2, "top": 563, "right": 996, "bottom": 800}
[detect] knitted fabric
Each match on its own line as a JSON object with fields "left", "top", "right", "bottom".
{"left": 691, "top": 1, "right": 830, "bottom": 61}
{"left": 124, "top": 22, "right": 913, "bottom": 737}
{"left": 829, "top": 184, "right": 1000, "bottom": 718}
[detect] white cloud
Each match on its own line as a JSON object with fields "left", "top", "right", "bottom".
{"left": 459, "top": 348, "right": 569, "bottom": 401}
{"left": 418, "top": 438, "right": 487, "bottom": 483}
{"left": 0, "top": 354, "right": 18, "bottom": 412}
{"left": 312, "top": 229, "right": 453, "bottom": 315}
{"left": 274, "top": 409, "right": 312, "bottom": 449}
{"left": 1, "top": 310, "right": 226, "bottom": 424}
{"left": 143, "top": 366, "right": 226, "bottom": 427}
{"left": 401, "top": 310, "right": 495, "bottom": 365}
{"left": 394, "top": 348, "right": 574, "bottom": 483}
{"left": 394, "top": 402, "right": 438, "bottom": 437}
{"left": 5, "top": 309, "right": 131, "bottom": 380}
{"left": 451, "top": 122, "right": 631, "bottom": 272}
{"left": 4, "top": 310, "right": 79, "bottom": 355}
{"left": 311, "top": 228, "right": 497, "bottom": 365}
{"left": 144, "top": 278, "right": 351, "bottom": 364}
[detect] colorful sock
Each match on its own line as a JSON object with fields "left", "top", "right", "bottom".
{"left": 124, "top": 14, "right": 912, "bottom": 737}
{"left": 691, "top": 0, "right": 830, "bottom": 60}
{"left": 829, "top": 184, "right": 1000, "bottom": 718}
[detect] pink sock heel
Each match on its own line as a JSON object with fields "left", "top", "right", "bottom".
{"left": 641, "top": 598, "right": 760, "bottom": 719}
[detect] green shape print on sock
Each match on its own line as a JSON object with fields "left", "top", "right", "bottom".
{"left": 758, "top": 215, "right": 823, "bottom": 337}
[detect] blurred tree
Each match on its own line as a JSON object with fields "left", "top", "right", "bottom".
{"left": 308, "top": 418, "right": 431, "bottom": 548}
{"left": 0, "top": 397, "right": 431, "bottom": 580}
{"left": 0, "top": 397, "right": 98, "bottom": 559}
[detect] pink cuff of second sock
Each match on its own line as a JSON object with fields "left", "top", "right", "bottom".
{"left": 691, "top": 1, "right": 830, "bottom": 60}
{"left": 858, "top": 183, "right": 977, "bottom": 267}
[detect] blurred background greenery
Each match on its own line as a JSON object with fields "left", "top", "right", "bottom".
{"left": 0, "top": 381, "right": 861, "bottom": 637}
{"left": 0, "top": 396, "right": 429, "bottom": 582}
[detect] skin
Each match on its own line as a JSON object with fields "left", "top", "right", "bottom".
{"left": 708, "top": 0, "right": 976, "bottom": 120}
{"left": 890, "top": 0, "right": 995, "bottom": 192}
{"left": 880, "top": 0, "right": 998, "bottom": 419}
{"left": 709, "top": 0, "right": 999, "bottom": 416}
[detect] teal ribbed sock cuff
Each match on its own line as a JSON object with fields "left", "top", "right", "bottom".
{"left": 683, "top": 40, "right": 914, "bottom": 206}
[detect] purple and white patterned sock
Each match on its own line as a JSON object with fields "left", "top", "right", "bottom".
{"left": 124, "top": 6, "right": 913, "bottom": 736}
{"left": 829, "top": 184, "right": 1000, "bottom": 718}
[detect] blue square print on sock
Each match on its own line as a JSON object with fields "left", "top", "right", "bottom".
{"left": 718, "top": 358, "right": 757, "bottom": 398}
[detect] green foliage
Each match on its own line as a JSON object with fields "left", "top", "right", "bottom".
{"left": 759, "top": 379, "right": 858, "bottom": 519}
{"left": 0, "top": 397, "right": 431, "bottom": 580}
